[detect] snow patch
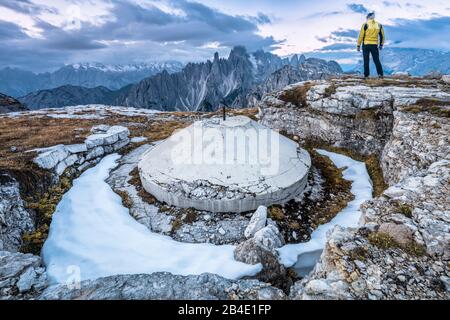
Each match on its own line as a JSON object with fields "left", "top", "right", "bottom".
{"left": 42, "top": 154, "right": 261, "bottom": 284}
{"left": 278, "top": 150, "right": 373, "bottom": 272}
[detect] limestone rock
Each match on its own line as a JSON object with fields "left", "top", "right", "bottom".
{"left": 0, "top": 173, "right": 34, "bottom": 252}
{"left": 66, "top": 144, "right": 87, "bottom": 154}
{"left": 441, "top": 75, "right": 450, "bottom": 84}
{"left": 378, "top": 223, "right": 414, "bottom": 246}
{"left": 234, "top": 239, "right": 291, "bottom": 291}
{"left": 39, "top": 272, "right": 286, "bottom": 300}
{"left": 253, "top": 225, "right": 285, "bottom": 250}
{"left": 33, "top": 145, "right": 69, "bottom": 170}
{"left": 0, "top": 251, "right": 48, "bottom": 299}
{"left": 244, "top": 206, "right": 267, "bottom": 239}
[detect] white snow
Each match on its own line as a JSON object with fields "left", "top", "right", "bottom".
{"left": 278, "top": 149, "right": 373, "bottom": 271}
{"left": 1, "top": 105, "right": 162, "bottom": 120}
{"left": 42, "top": 154, "right": 261, "bottom": 284}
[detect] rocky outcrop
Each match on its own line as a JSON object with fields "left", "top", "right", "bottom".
{"left": 39, "top": 272, "right": 286, "bottom": 300}
{"left": 244, "top": 206, "right": 267, "bottom": 238}
{"left": 381, "top": 111, "right": 449, "bottom": 185}
{"left": 1, "top": 252, "right": 285, "bottom": 300}
{"left": 0, "top": 173, "right": 35, "bottom": 252}
{"left": 32, "top": 125, "right": 130, "bottom": 176}
{"left": 259, "top": 78, "right": 450, "bottom": 156}
{"left": 259, "top": 77, "right": 449, "bottom": 300}
{"left": 0, "top": 93, "right": 28, "bottom": 114}
{"left": 251, "top": 59, "right": 342, "bottom": 100}
{"left": 0, "top": 251, "right": 47, "bottom": 300}
{"left": 235, "top": 207, "right": 289, "bottom": 290}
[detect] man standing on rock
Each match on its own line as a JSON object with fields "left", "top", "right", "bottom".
{"left": 357, "top": 12, "right": 385, "bottom": 79}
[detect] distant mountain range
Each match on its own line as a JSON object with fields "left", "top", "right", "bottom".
{"left": 19, "top": 47, "right": 343, "bottom": 111}
{"left": 0, "top": 62, "right": 183, "bottom": 97}
{"left": 352, "top": 48, "right": 450, "bottom": 76}
{"left": 0, "top": 93, "right": 28, "bottom": 114}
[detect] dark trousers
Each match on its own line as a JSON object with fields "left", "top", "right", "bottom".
{"left": 363, "top": 44, "right": 383, "bottom": 77}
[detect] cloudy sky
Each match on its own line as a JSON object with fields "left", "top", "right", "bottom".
{"left": 1, "top": 0, "right": 449, "bottom": 72}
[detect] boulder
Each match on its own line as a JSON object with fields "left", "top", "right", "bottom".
{"left": 33, "top": 145, "right": 69, "bottom": 170}
{"left": 244, "top": 206, "right": 267, "bottom": 239}
{"left": 0, "top": 251, "right": 48, "bottom": 298}
{"left": 378, "top": 222, "right": 414, "bottom": 246}
{"left": 234, "top": 239, "right": 291, "bottom": 292}
{"left": 253, "top": 225, "right": 285, "bottom": 250}
{"left": 442, "top": 75, "right": 450, "bottom": 84}
{"left": 85, "top": 126, "right": 130, "bottom": 149}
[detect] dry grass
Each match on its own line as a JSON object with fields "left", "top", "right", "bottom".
{"left": 368, "top": 232, "right": 426, "bottom": 257}
{"left": 401, "top": 98, "right": 450, "bottom": 118}
{"left": 115, "top": 190, "right": 133, "bottom": 209}
{"left": 323, "top": 83, "right": 337, "bottom": 97}
{"left": 0, "top": 113, "right": 152, "bottom": 170}
{"left": 139, "top": 120, "right": 190, "bottom": 142}
{"left": 128, "top": 167, "right": 157, "bottom": 205}
{"left": 279, "top": 82, "right": 313, "bottom": 107}
{"left": 305, "top": 139, "right": 388, "bottom": 197}
{"left": 268, "top": 205, "right": 285, "bottom": 221}
{"left": 307, "top": 149, "right": 354, "bottom": 227}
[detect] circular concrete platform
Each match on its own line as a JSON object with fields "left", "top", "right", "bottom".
{"left": 138, "top": 116, "right": 311, "bottom": 213}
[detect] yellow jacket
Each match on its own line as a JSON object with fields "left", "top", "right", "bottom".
{"left": 357, "top": 19, "right": 385, "bottom": 46}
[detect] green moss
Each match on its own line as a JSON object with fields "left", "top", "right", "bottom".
{"left": 368, "top": 232, "right": 398, "bottom": 250}
{"left": 397, "top": 203, "right": 413, "bottom": 218}
{"left": 21, "top": 176, "right": 75, "bottom": 255}
{"left": 368, "top": 232, "right": 426, "bottom": 257}
{"left": 404, "top": 242, "right": 427, "bottom": 257}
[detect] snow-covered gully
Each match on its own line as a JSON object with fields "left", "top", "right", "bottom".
{"left": 279, "top": 150, "right": 373, "bottom": 275}
{"left": 42, "top": 150, "right": 372, "bottom": 284}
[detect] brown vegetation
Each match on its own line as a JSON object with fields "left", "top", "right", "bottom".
{"left": 368, "top": 232, "right": 426, "bottom": 257}
{"left": 401, "top": 98, "right": 450, "bottom": 118}
{"left": 279, "top": 82, "right": 313, "bottom": 107}
{"left": 305, "top": 139, "right": 388, "bottom": 197}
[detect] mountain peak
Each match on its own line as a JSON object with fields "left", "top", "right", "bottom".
{"left": 229, "top": 46, "right": 248, "bottom": 59}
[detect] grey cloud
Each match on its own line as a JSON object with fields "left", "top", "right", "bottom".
{"left": 0, "top": 20, "right": 29, "bottom": 40}
{"left": 0, "top": 0, "right": 280, "bottom": 71}
{"left": 347, "top": 3, "right": 369, "bottom": 14}
{"left": 0, "top": 0, "right": 57, "bottom": 14}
